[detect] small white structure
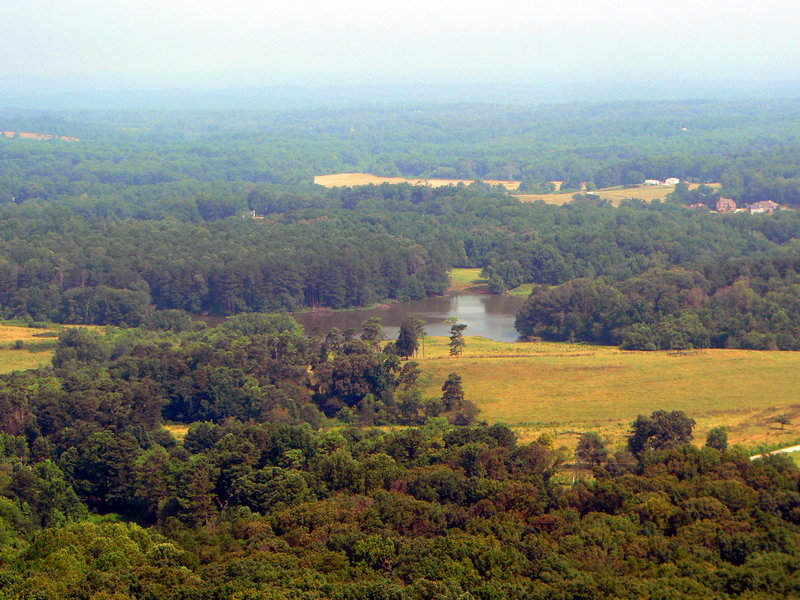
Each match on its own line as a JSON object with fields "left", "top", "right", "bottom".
{"left": 664, "top": 177, "right": 680, "bottom": 185}
{"left": 643, "top": 179, "right": 661, "bottom": 186}
{"left": 748, "top": 200, "right": 779, "bottom": 214}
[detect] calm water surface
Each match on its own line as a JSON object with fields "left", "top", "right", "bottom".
{"left": 293, "top": 293, "right": 526, "bottom": 342}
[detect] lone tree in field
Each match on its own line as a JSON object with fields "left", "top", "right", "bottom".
{"left": 627, "top": 410, "right": 695, "bottom": 456}
{"left": 396, "top": 315, "right": 425, "bottom": 358}
{"left": 441, "top": 372, "right": 465, "bottom": 411}
{"left": 705, "top": 426, "right": 728, "bottom": 452}
{"left": 776, "top": 414, "right": 791, "bottom": 430}
{"left": 448, "top": 321, "right": 467, "bottom": 357}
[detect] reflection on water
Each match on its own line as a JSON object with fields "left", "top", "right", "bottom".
{"left": 292, "top": 292, "right": 526, "bottom": 342}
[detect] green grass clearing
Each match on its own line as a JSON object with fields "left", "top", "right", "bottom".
{"left": 415, "top": 336, "right": 800, "bottom": 450}
{"left": 448, "top": 268, "right": 489, "bottom": 293}
{"left": 0, "top": 348, "right": 53, "bottom": 374}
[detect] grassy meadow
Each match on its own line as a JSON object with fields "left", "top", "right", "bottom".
{"left": 0, "top": 348, "right": 53, "bottom": 373}
{"left": 447, "top": 268, "right": 488, "bottom": 292}
{"left": 448, "top": 267, "right": 533, "bottom": 297}
{"left": 415, "top": 336, "right": 800, "bottom": 451}
{"left": 314, "top": 172, "right": 521, "bottom": 190}
{"left": 0, "top": 324, "right": 59, "bottom": 373}
{"left": 0, "top": 322, "right": 103, "bottom": 374}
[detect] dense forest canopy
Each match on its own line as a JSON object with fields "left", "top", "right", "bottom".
{"left": 4, "top": 99, "right": 800, "bottom": 198}
{"left": 2, "top": 99, "right": 800, "bottom": 598}
{"left": 1, "top": 322, "right": 799, "bottom": 599}
{"left": 3, "top": 177, "right": 800, "bottom": 349}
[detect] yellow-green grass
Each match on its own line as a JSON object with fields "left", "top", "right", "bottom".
{"left": 415, "top": 336, "right": 800, "bottom": 450}
{"left": 163, "top": 423, "right": 190, "bottom": 443}
{"left": 508, "top": 283, "right": 535, "bottom": 297}
{"left": 515, "top": 183, "right": 721, "bottom": 207}
{"left": 448, "top": 268, "right": 489, "bottom": 293}
{"left": 0, "top": 324, "right": 56, "bottom": 373}
{"left": 0, "top": 324, "right": 53, "bottom": 345}
{"left": 0, "top": 322, "right": 107, "bottom": 374}
{"left": 0, "top": 348, "right": 53, "bottom": 373}
{"left": 449, "top": 268, "right": 534, "bottom": 296}
{"left": 314, "top": 173, "right": 521, "bottom": 190}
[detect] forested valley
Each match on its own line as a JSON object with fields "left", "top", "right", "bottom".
{"left": 1, "top": 100, "right": 800, "bottom": 598}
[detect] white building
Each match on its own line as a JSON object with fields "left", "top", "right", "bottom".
{"left": 664, "top": 177, "right": 680, "bottom": 185}
{"left": 643, "top": 179, "right": 661, "bottom": 186}
{"left": 748, "top": 200, "right": 779, "bottom": 214}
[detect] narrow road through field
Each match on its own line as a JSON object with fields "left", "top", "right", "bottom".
{"left": 749, "top": 444, "right": 800, "bottom": 460}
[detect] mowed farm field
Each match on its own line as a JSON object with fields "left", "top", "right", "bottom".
{"left": 416, "top": 336, "right": 800, "bottom": 450}
{"left": 515, "top": 182, "right": 721, "bottom": 206}
{"left": 0, "top": 323, "right": 103, "bottom": 374}
{"left": 314, "top": 172, "right": 521, "bottom": 190}
{"left": 0, "top": 324, "right": 57, "bottom": 373}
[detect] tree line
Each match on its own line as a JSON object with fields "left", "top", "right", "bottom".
{"left": 515, "top": 252, "right": 800, "bottom": 350}
{"left": 5, "top": 181, "right": 800, "bottom": 328}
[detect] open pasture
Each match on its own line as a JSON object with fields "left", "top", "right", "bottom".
{"left": 515, "top": 182, "right": 721, "bottom": 206}
{"left": 416, "top": 336, "right": 800, "bottom": 449}
{"left": 447, "top": 268, "right": 488, "bottom": 293}
{"left": 0, "top": 349, "right": 53, "bottom": 373}
{"left": 0, "top": 324, "right": 54, "bottom": 344}
{"left": 448, "top": 267, "right": 532, "bottom": 295}
{"left": 0, "top": 322, "right": 104, "bottom": 374}
{"left": 314, "top": 172, "right": 521, "bottom": 190}
{"left": 0, "top": 324, "right": 59, "bottom": 373}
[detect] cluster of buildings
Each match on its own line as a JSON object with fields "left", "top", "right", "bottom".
{"left": 685, "top": 198, "right": 781, "bottom": 214}
{"left": 643, "top": 177, "right": 681, "bottom": 186}
{"left": 716, "top": 198, "right": 780, "bottom": 214}
{"left": 642, "top": 176, "right": 782, "bottom": 214}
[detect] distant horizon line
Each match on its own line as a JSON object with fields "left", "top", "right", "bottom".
{"left": 2, "top": 78, "right": 800, "bottom": 111}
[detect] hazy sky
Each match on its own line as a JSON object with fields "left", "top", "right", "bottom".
{"left": 2, "top": 0, "right": 799, "bottom": 91}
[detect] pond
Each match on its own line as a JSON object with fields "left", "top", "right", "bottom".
{"left": 292, "top": 292, "right": 527, "bottom": 342}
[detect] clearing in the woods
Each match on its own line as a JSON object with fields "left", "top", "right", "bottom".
{"left": 414, "top": 336, "right": 800, "bottom": 450}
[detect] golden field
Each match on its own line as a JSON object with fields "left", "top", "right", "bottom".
{"left": 415, "top": 336, "right": 800, "bottom": 450}
{"left": 0, "top": 323, "right": 104, "bottom": 374}
{"left": 314, "top": 172, "right": 521, "bottom": 190}
{"left": 0, "top": 324, "right": 57, "bottom": 373}
{"left": 515, "top": 182, "right": 721, "bottom": 206}
{"left": 0, "top": 324, "right": 54, "bottom": 344}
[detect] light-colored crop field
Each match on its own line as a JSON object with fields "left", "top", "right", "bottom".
{"left": 314, "top": 173, "right": 521, "bottom": 190}
{"left": 415, "top": 336, "right": 800, "bottom": 450}
{"left": 515, "top": 183, "right": 721, "bottom": 206}
{"left": 0, "top": 324, "right": 53, "bottom": 344}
